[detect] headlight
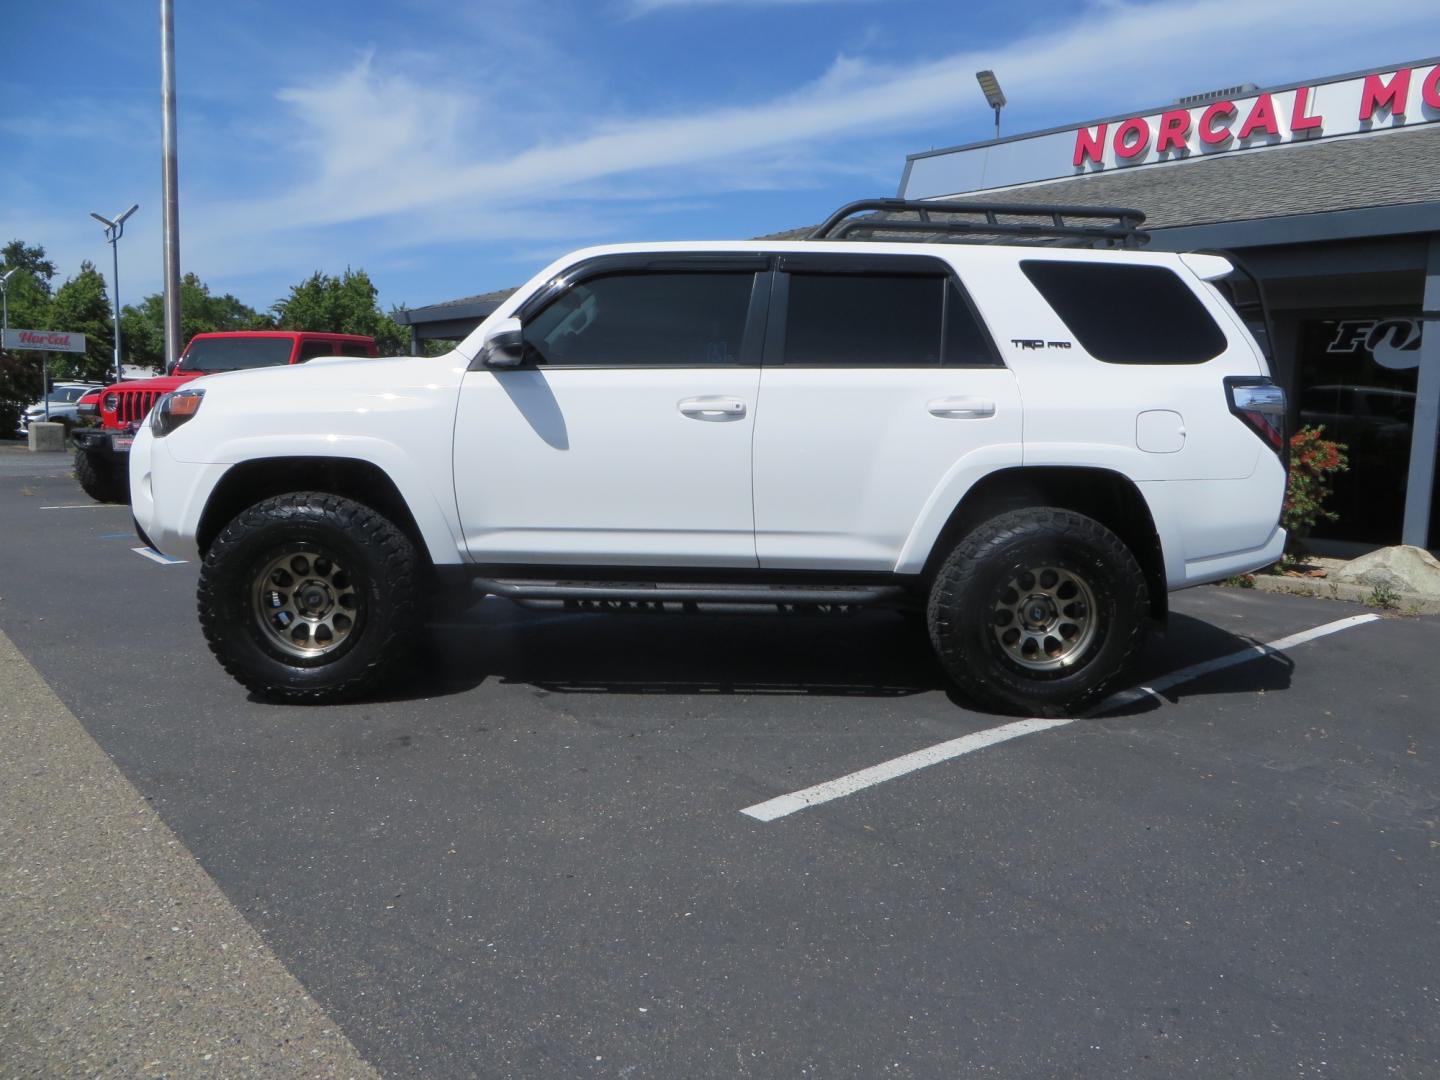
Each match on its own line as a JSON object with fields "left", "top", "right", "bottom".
{"left": 150, "top": 389, "right": 205, "bottom": 437}
{"left": 102, "top": 392, "right": 118, "bottom": 412}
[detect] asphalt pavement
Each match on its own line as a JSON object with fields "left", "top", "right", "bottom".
{"left": 2, "top": 451, "right": 1437, "bottom": 1079}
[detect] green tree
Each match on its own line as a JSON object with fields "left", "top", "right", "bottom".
{"left": 0, "top": 263, "right": 57, "bottom": 432}
{"left": 1, "top": 239, "right": 57, "bottom": 295}
{"left": 121, "top": 272, "right": 271, "bottom": 371}
{"left": 273, "top": 268, "right": 407, "bottom": 353}
{"left": 46, "top": 262, "right": 115, "bottom": 382}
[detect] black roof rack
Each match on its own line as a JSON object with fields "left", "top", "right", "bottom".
{"left": 807, "top": 198, "right": 1149, "bottom": 249}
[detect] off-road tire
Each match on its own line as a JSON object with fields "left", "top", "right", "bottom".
{"left": 927, "top": 507, "right": 1149, "bottom": 717}
{"left": 74, "top": 447, "right": 130, "bottom": 504}
{"left": 197, "top": 492, "right": 422, "bottom": 704}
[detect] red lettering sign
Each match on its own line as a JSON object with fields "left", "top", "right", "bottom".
{"left": 1199, "top": 101, "right": 1237, "bottom": 145}
{"left": 1155, "top": 109, "right": 1191, "bottom": 153}
{"left": 1238, "top": 93, "right": 1280, "bottom": 139}
{"left": 1423, "top": 64, "right": 1440, "bottom": 109}
{"left": 1073, "top": 124, "right": 1107, "bottom": 166}
{"left": 1290, "top": 86, "right": 1323, "bottom": 133}
{"left": 1113, "top": 117, "right": 1150, "bottom": 160}
{"left": 1359, "top": 69, "right": 1410, "bottom": 119}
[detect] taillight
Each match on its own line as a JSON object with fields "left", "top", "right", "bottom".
{"left": 1225, "top": 376, "right": 1286, "bottom": 458}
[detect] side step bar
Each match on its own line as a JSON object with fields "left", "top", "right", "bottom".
{"left": 473, "top": 577, "right": 908, "bottom": 608}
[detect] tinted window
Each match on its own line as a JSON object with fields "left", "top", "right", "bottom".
{"left": 1020, "top": 261, "right": 1227, "bottom": 364}
{"left": 181, "top": 337, "right": 294, "bottom": 372}
{"left": 523, "top": 272, "right": 754, "bottom": 366}
{"left": 335, "top": 341, "right": 375, "bottom": 358}
{"left": 296, "top": 340, "right": 335, "bottom": 362}
{"left": 782, "top": 273, "right": 995, "bottom": 366}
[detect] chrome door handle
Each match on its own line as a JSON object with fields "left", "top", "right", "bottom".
{"left": 928, "top": 396, "right": 995, "bottom": 419}
{"left": 678, "top": 396, "right": 746, "bottom": 420}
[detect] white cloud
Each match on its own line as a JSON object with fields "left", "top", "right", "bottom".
{"left": 176, "top": 0, "right": 1439, "bottom": 297}
{"left": 625, "top": 0, "right": 885, "bottom": 16}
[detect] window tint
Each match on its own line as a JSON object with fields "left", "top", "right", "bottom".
{"left": 523, "top": 271, "right": 754, "bottom": 367}
{"left": 1020, "top": 261, "right": 1227, "bottom": 364}
{"left": 296, "top": 340, "right": 335, "bottom": 362}
{"left": 335, "top": 341, "right": 375, "bottom": 357}
{"left": 181, "top": 337, "right": 295, "bottom": 372}
{"left": 782, "top": 273, "right": 996, "bottom": 366}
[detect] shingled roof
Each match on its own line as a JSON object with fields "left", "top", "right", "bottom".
{"left": 401, "top": 123, "right": 1440, "bottom": 333}
{"left": 927, "top": 123, "right": 1440, "bottom": 232}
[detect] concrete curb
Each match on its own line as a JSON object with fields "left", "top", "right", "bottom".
{"left": 1236, "top": 572, "right": 1440, "bottom": 615}
{"left": 0, "top": 628, "right": 382, "bottom": 1079}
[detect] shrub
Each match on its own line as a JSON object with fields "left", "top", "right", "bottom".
{"left": 1283, "top": 425, "right": 1348, "bottom": 557}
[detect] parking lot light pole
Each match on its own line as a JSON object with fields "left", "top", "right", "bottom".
{"left": 976, "top": 70, "right": 1007, "bottom": 141}
{"left": 90, "top": 204, "right": 139, "bottom": 386}
{"left": 0, "top": 266, "right": 14, "bottom": 342}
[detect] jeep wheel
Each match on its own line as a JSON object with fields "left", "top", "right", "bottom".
{"left": 74, "top": 447, "right": 130, "bottom": 504}
{"left": 197, "top": 492, "right": 421, "bottom": 704}
{"left": 927, "top": 507, "right": 1148, "bottom": 717}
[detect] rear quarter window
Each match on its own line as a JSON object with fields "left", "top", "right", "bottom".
{"left": 1020, "top": 261, "right": 1227, "bottom": 364}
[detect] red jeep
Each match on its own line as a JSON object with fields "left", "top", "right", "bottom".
{"left": 73, "top": 330, "right": 379, "bottom": 503}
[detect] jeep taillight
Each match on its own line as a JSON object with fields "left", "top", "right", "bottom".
{"left": 1225, "top": 377, "right": 1286, "bottom": 458}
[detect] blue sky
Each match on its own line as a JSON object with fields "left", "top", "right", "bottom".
{"left": 3, "top": 0, "right": 1437, "bottom": 316}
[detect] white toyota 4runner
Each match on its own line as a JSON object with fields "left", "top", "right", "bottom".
{"left": 130, "top": 200, "right": 1287, "bottom": 715}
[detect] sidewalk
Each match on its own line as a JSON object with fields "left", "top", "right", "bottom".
{"left": 0, "top": 628, "right": 380, "bottom": 1079}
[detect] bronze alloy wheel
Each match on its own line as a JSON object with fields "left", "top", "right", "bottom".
{"left": 251, "top": 547, "right": 362, "bottom": 659}
{"left": 989, "top": 564, "right": 1098, "bottom": 673}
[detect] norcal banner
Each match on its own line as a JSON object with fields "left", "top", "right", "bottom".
{"left": 2, "top": 329, "right": 87, "bottom": 354}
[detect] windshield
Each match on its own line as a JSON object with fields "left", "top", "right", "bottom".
{"left": 180, "top": 337, "right": 293, "bottom": 373}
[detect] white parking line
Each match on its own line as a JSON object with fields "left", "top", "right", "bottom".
{"left": 131, "top": 546, "right": 187, "bottom": 566}
{"left": 41, "top": 504, "right": 119, "bottom": 509}
{"left": 740, "top": 612, "right": 1382, "bottom": 822}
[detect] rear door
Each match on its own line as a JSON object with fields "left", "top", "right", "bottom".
{"left": 751, "top": 253, "right": 1023, "bottom": 570}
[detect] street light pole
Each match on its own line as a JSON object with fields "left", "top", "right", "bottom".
{"left": 160, "top": 0, "right": 183, "bottom": 370}
{"left": 90, "top": 204, "right": 139, "bottom": 386}
{"left": 975, "top": 70, "right": 1007, "bottom": 141}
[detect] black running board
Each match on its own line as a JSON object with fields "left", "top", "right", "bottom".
{"left": 473, "top": 577, "right": 907, "bottom": 610}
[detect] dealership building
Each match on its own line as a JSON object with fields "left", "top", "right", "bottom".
{"left": 399, "top": 56, "right": 1440, "bottom": 552}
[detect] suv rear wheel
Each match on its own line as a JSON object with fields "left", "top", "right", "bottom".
{"left": 197, "top": 492, "right": 421, "bottom": 704}
{"left": 928, "top": 507, "right": 1148, "bottom": 717}
{"left": 74, "top": 447, "right": 130, "bottom": 504}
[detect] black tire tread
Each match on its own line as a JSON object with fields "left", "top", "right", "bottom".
{"left": 197, "top": 492, "right": 420, "bottom": 704}
{"left": 928, "top": 506, "right": 1148, "bottom": 717}
{"left": 74, "top": 448, "right": 130, "bottom": 504}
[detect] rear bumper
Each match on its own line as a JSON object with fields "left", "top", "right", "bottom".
{"left": 1178, "top": 526, "right": 1287, "bottom": 587}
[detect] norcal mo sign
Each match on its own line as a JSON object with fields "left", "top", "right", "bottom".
{"left": 900, "top": 57, "right": 1440, "bottom": 200}
{"left": 2, "top": 328, "right": 87, "bottom": 354}
{"left": 1073, "top": 62, "right": 1440, "bottom": 170}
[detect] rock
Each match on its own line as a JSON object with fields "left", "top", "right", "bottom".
{"left": 27, "top": 422, "right": 66, "bottom": 453}
{"left": 1332, "top": 545, "right": 1440, "bottom": 599}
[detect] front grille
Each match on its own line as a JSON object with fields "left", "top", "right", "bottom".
{"left": 113, "top": 390, "right": 162, "bottom": 425}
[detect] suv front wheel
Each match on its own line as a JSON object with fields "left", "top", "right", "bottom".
{"left": 197, "top": 492, "right": 421, "bottom": 704}
{"left": 928, "top": 507, "right": 1149, "bottom": 717}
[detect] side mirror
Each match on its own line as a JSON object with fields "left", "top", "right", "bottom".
{"left": 478, "top": 316, "right": 526, "bottom": 370}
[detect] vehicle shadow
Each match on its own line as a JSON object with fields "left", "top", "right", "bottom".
{"left": 375, "top": 598, "right": 1301, "bottom": 712}
{"left": 1092, "top": 611, "right": 1298, "bottom": 718}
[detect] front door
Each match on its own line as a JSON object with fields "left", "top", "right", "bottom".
{"left": 453, "top": 258, "right": 768, "bottom": 567}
